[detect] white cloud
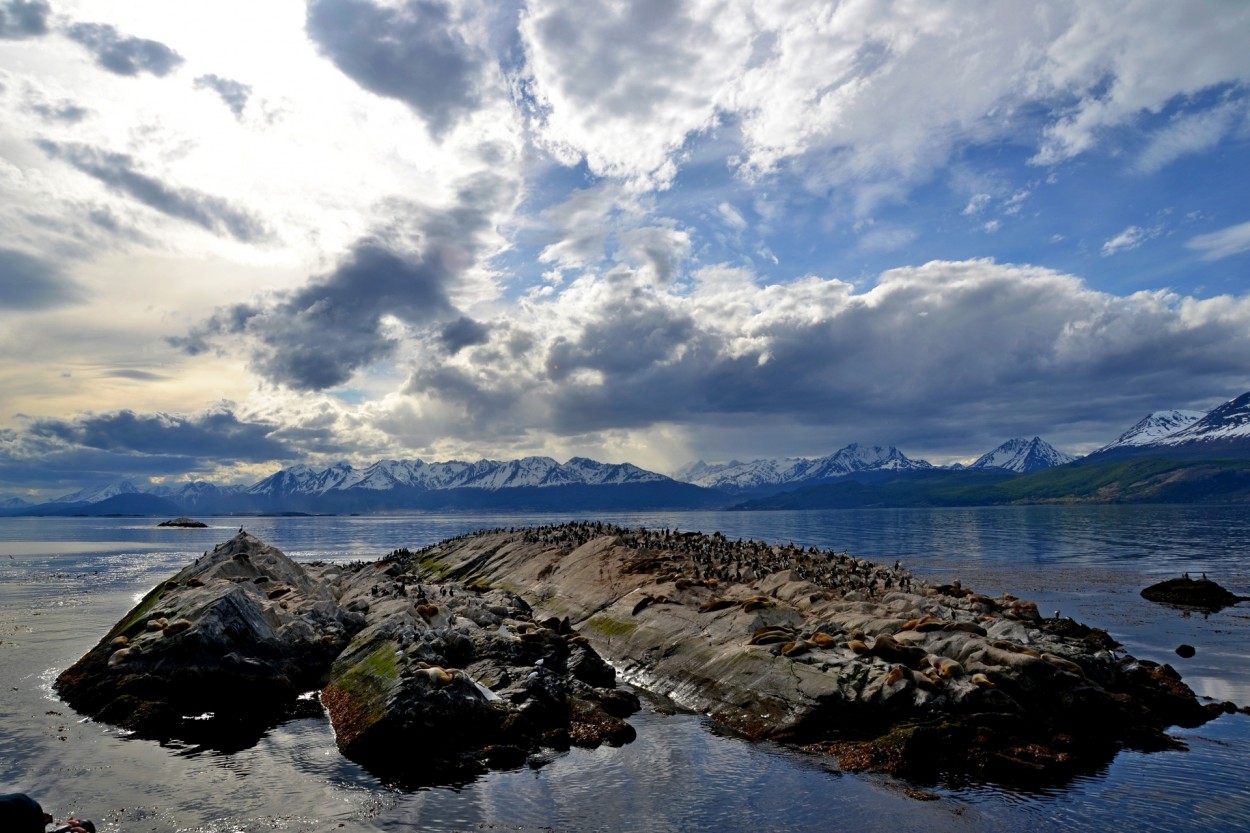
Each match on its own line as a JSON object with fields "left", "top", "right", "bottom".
{"left": 1135, "top": 100, "right": 1249, "bottom": 174}
{"left": 1002, "top": 189, "right": 1030, "bottom": 215}
{"left": 962, "top": 193, "right": 991, "bottom": 215}
{"left": 1186, "top": 219, "right": 1250, "bottom": 261}
{"left": 717, "top": 201, "right": 747, "bottom": 230}
{"left": 1101, "top": 225, "right": 1159, "bottom": 256}
{"left": 519, "top": 0, "right": 755, "bottom": 190}
{"left": 858, "top": 225, "right": 916, "bottom": 253}
{"left": 1032, "top": 2, "right": 1250, "bottom": 165}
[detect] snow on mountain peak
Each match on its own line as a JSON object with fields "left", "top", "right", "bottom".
{"left": 679, "top": 443, "right": 931, "bottom": 493}
{"left": 1156, "top": 392, "right": 1250, "bottom": 445}
{"left": 970, "top": 437, "right": 1075, "bottom": 473}
{"left": 1096, "top": 410, "right": 1205, "bottom": 452}
{"left": 55, "top": 480, "right": 140, "bottom": 504}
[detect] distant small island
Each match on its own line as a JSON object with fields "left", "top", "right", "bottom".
{"left": 1141, "top": 576, "right": 1248, "bottom": 610}
{"left": 157, "top": 517, "right": 208, "bottom": 528}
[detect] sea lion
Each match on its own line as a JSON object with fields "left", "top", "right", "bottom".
{"left": 749, "top": 626, "right": 796, "bottom": 646}
{"left": 781, "top": 640, "right": 811, "bottom": 658}
{"left": 810, "top": 631, "right": 838, "bottom": 649}
{"left": 868, "top": 633, "right": 927, "bottom": 668}
{"left": 161, "top": 619, "right": 192, "bottom": 637}
{"left": 418, "top": 666, "right": 454, "bottom": 686}
{"left": 107, "top": 648, "right": 130, "bottom": 667}
{"left": 1041, "top": 652, "right": 1086, "bottom": 678}
{"left": 901, "top": 615, "right": 945, "bottom": 632}
{"left": 927, "top": 656, "right": 963, "bottom": 678}
{"left": 699, "top": 598, "right": 737, "bottom": 613}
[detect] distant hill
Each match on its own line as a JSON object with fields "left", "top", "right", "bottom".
{"left": 733, "top": 458, "right": 1250, "bottom": 509}
{"left": 26, "top": 492, "right": 184, "bottom": 517}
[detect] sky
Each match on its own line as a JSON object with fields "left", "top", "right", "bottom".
{"left": 2, "top": 0, "right": 1250, "bottom": 496}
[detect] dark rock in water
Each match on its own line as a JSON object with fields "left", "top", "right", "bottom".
{"left": 1141, "top": 576, "right": 1248, "bottom": 610}
{"left": 158, "top": 517, "right": 208, "bottom": 528}
{"left": 1176, "top": 644, "right": 1196, "bottom": 658}
{"left": 401, "top": 522, "right": 1227, "bottom": 789}
{"left": 55, "top": 532, "right": 637, "bottom": 785}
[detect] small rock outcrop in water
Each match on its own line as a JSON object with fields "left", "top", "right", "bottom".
{"left": 157, "top": 517, "right": 208, "bottom": 527}
{"left": 1141, "top": 576, "right": 1248, "bottom": 610}
{"left": 55, "top": 532, "right": 637, "bottom": 784}
{"left": 400, "top": 523, "right": 1228, "bottom": 787}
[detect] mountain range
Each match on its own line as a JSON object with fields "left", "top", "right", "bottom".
{"left": 5, "top": 390, "right": 1250, "bottom": 514}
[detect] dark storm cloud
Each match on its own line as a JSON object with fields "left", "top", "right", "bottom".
{"left": 180, "top": 242, "right": 455, "bottom": 391}
{"left": 0, "top": 248, "right": 83, "bottom": 309}
{"left": 173, "top": 170, "right": 513, "bottom": 391}
{"left": 36, "top": 140, "right": 269, "bottom": 243}
{"left": 0, "top": 407, "right": 297, "bottom": 493}
{"left": 194, "top": 73, "right": 251, "bottom": 118}
{"left": 0, "top": 0, "right": 49, "bottom": 39}
{"left": 306, "top": 0, "right": 482, "bottom": 136}
{"left": 27, "top": 408, "right": 290, "bottom": 461}
{"left": 439, "top": 316, "right": 490, "bottom": 354}
{"left": 64, "top": 22, "right": 184, "bottom": 77}
{"left": 403, "top": 260, "right": 1250, "bottom": 457}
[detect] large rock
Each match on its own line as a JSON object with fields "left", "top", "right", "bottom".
{"left": 1141, "top": 576, "right": 1248, "bottom": 610}
{"left": 406, "top": 523, "right": 1228, "bottom": 787}
{"left": 56, "top": 533, "right": 352, "bottom": 741}
{"left": 56, "top": 532, "right": 637, "bottom": 783}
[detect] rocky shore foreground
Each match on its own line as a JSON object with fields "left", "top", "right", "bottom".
{"left": 57, "top": 524, "right": 1232, "bottom": 787}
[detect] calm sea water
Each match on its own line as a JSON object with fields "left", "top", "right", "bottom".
{"left": 2, "top": 506, "right": 1248, "bottom": 832}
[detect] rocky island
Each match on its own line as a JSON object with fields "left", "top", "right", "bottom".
{"left": 57, "top": 524, "right": 1231, "bottom": 788}
{"left": 157, "top": 516, "right": 209, "bottom": 528}
{"left": 1141, "top": 575, "right": 1248, "bottom": 610}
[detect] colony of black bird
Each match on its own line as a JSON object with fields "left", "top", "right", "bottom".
{"left": 382, "top": 521, "right": 922, "bottom": 599}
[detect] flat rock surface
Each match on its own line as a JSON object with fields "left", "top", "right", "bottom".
{"left": 405, "top": 522, "right": 1228, "bottom": 786}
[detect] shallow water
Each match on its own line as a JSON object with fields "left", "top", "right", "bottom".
{"left": 2, "top": 507, "right": 1248, "bottom": 832}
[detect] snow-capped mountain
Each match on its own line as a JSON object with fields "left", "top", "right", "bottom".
{"left": 248, "top": 462, "right": 358, "bottom": 498}
{"left": 1085, "top": 392, "right": 1250, "bottom": 460}
{"left": 0, "top": 496, "right": 32, "bottom": 509}
{"left": 148, "top": 481, "right": 247, "bottom": 506}
{"left": 1095, "top": 410, "right": 1205, "bottom": 453}
{"left": 248, "top": 456, "right": 670, "bottom": 497}
{"left": 1153, "top": 392, "right": 1250, "bottom": 446}
{"left": 55, "top": 480, "right": 140, "bottom": 504}
{"left": 678, "top": 443, "right": 932, "bottom": 494}
{"left": 969, "top": 437, "right": 1076, "bottom": 474}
